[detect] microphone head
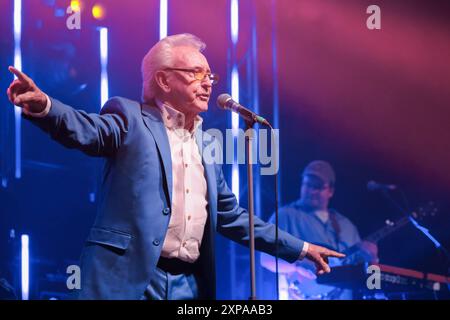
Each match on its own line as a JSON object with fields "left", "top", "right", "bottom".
{"left": 217, "top": 93, "right": 233, "bottom": 110}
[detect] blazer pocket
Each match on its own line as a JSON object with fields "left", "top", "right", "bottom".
{"left": 86, "top": 227, "right": 132, "bottom": 251}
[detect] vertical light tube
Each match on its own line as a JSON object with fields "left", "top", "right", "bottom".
{"left": 159, "top": 0, "right": 168, "bottom": 39}
{"left": 231, "top": 0, "right": 239, "bottom": 45}
{"left": 21, "top": 234, "right": 29, "bottom": 300}
{"left": 100, "top": 27, "right": 109, "bottom": 109}
{"left": 231, "top": 67, "right": 240, "bottom": 133}
{"left": 251, "top": 11, "right": 263, "bottom": 298}
{"left": 231, "top": 66, "right": 240, "bottom": 203}
{"left": 251, "top": 14, "right": 260, "bottom": 216}
{"left": 13, "top": 0, "right": 22, "bottom": 179}
{"left": 271, "top": 0, "right": 281, "bottom": 201}
{"left": 231, "top": 1, "right": 240, "bottom": 206}
{"left": 230, "top": 0, "right": 240, "bottom": 299}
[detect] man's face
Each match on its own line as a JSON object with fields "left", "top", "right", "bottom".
{"left": 300, "top": 175, "right": 334, "bottom": 211}
{"left": 164, "top": 46, "right": 212, "bottom": 116}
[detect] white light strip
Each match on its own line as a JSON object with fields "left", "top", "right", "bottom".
{"left": 230, "top": 0, "right": 240, "bottom": 300}
{"left": 21, "top": 234, "right": 29, "bottom": 300}
{"left": 232, "top": 165, "right": 240, "bottom": 205}
{"left": 159, "top": 0, "right": 168, "bottom": 39}
{"left": 100, "top": 27, "right": 109, "bottom": 108}
{"left": 231, "top": 67, "right": 239, "bottom": 133}
{"left": 231, "top": 0, "right": 240, "bottom": 205}
{"left": 231, "top": 0, "right": 239, "bottom": 45}
{"left": 231, "top": 67, "right": 239, "bottom": 203}
{"left": 14, "top": 0, "right": 21, "bottom": 39}
{"left": 13, "top": 0, "right": 22, "bottom": 179}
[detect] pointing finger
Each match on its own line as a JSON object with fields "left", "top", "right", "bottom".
{"left": 326, "top": 250, "right": 346, "bottom": 259}
{"left": 8, "top": 66, "right": 32, "bottom": 85}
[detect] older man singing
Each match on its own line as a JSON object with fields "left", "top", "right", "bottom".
{"left": 6, "top": 33, "right": 344, "bottom": 300}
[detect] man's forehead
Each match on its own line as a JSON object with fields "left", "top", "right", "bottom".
{"left": 173, "top": 46, "right": 210, "bottom": 68}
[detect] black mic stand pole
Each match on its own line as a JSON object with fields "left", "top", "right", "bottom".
{"left": 244, "top": 118, "right": 257, "bottom": 300}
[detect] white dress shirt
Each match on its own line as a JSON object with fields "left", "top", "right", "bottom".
{"left": 156, "top": 100, "right": 209, "bottom": 263}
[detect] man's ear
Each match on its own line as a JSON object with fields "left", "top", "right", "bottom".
{"left": 154, "top": 70, "right": 171, "bottom": 93}
{"left": 328, "top": 187, "right": 335, "bottom": 198}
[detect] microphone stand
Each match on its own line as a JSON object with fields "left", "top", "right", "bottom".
{"left": 218, "top": 95, "right": 276, "bottom": 300}
{"left": 244, "top": 119, "right": 257, "bottom": 300}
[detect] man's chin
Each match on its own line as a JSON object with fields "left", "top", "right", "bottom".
{"left": 302, "top": 201, "right": 319, "bottom": 211}
{"left": 194, "top": 102, "right": 208, "bottom": 113}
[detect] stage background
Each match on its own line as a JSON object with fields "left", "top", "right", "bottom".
{"left": 1, "top": 0, "right": 449, "bottom": 299}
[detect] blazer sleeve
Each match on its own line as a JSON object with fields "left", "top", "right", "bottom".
{"left": 22, "top": 96, "right": 133, "bottom": 157}
{"left": 215, "top": 164, "right": 305, "bottom": 263}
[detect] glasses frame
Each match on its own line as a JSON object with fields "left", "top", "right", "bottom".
{"left": 164, "top": 67, "right": 219, "bottom": 85}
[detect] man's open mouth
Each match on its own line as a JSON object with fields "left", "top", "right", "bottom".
{"left": 197, "top": 93, "right": 210, "bottom": 101}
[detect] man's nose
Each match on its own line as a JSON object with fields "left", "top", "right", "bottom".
{"left": 201, "top": 81, "right": 212, "bottom": 92}
{"left": 202, "top": 77, "right": 213, "bottom": 88}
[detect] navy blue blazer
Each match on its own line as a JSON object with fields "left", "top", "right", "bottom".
{"left": 25, "top": 96, "right": 305, "bottom": 299}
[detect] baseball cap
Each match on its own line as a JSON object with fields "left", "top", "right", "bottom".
{"left": 302, "top": 160, "right": 336, "bottom": 186}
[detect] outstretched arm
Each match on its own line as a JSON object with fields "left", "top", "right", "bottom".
{"left": 6, "top": 66, "right": 130, "bottom": 157}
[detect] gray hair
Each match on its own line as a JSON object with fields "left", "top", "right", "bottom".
{"left": 141, "top": 33, "right": 206, "bottom": 103}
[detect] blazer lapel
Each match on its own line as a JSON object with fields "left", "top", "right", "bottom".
{"left": 141, "top": 102, "right": 173, "bottom": 206}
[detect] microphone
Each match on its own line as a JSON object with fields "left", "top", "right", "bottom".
{"left": 217, "top": 94, "right": 270, "bottom": 126}
{"left": 367, "top": 180, "right": 397, "bottom": 191}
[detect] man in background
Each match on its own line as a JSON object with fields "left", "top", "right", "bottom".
{"left": 261, "top": 160, "right": 378, "bottom": 300}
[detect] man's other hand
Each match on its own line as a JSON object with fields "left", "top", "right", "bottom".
{"left": 6, "top": 66, "right": 47, "bottom": 114}
{"left": 304, "top": 243, "right": 345, "bottom": 275}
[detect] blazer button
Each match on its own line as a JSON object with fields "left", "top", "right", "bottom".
{"left": 153, "top": 239, "right": 160, "bottom": 246}
{"left": 162, "top": 207, "right": 171, "bottom": 215}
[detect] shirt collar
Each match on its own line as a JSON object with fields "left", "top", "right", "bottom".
{"left": 155, "top": 99, "right": 203, "bottom": 138}
{"left": 314, "top": 210, "right": 330, "bottom": 223}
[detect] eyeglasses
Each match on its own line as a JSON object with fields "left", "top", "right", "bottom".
{"left": 164, "top": 67, "right": 219, "bottom": 85}
{"left": 302, "top": 181, "right": 330, "bottom": 191}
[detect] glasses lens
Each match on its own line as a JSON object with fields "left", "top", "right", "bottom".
{"left": 187, "top": 69, "right": 219, "bottom": 85}
{"left": 193, "top": 70, "right": 204, "bottom": 81}
{"left": 209, "top": 73, "right": 219, "bottom": 85}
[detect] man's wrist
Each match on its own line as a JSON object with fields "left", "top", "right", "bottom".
{"left": 298, "top": 241, "right": 309, "bottom": 260}
{"left": 22, "top": 94, "right": 51, "bottom": 118}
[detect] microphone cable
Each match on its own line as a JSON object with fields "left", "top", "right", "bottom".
{"left": 267, "top": 123, "right": 280, "bottom": 300}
